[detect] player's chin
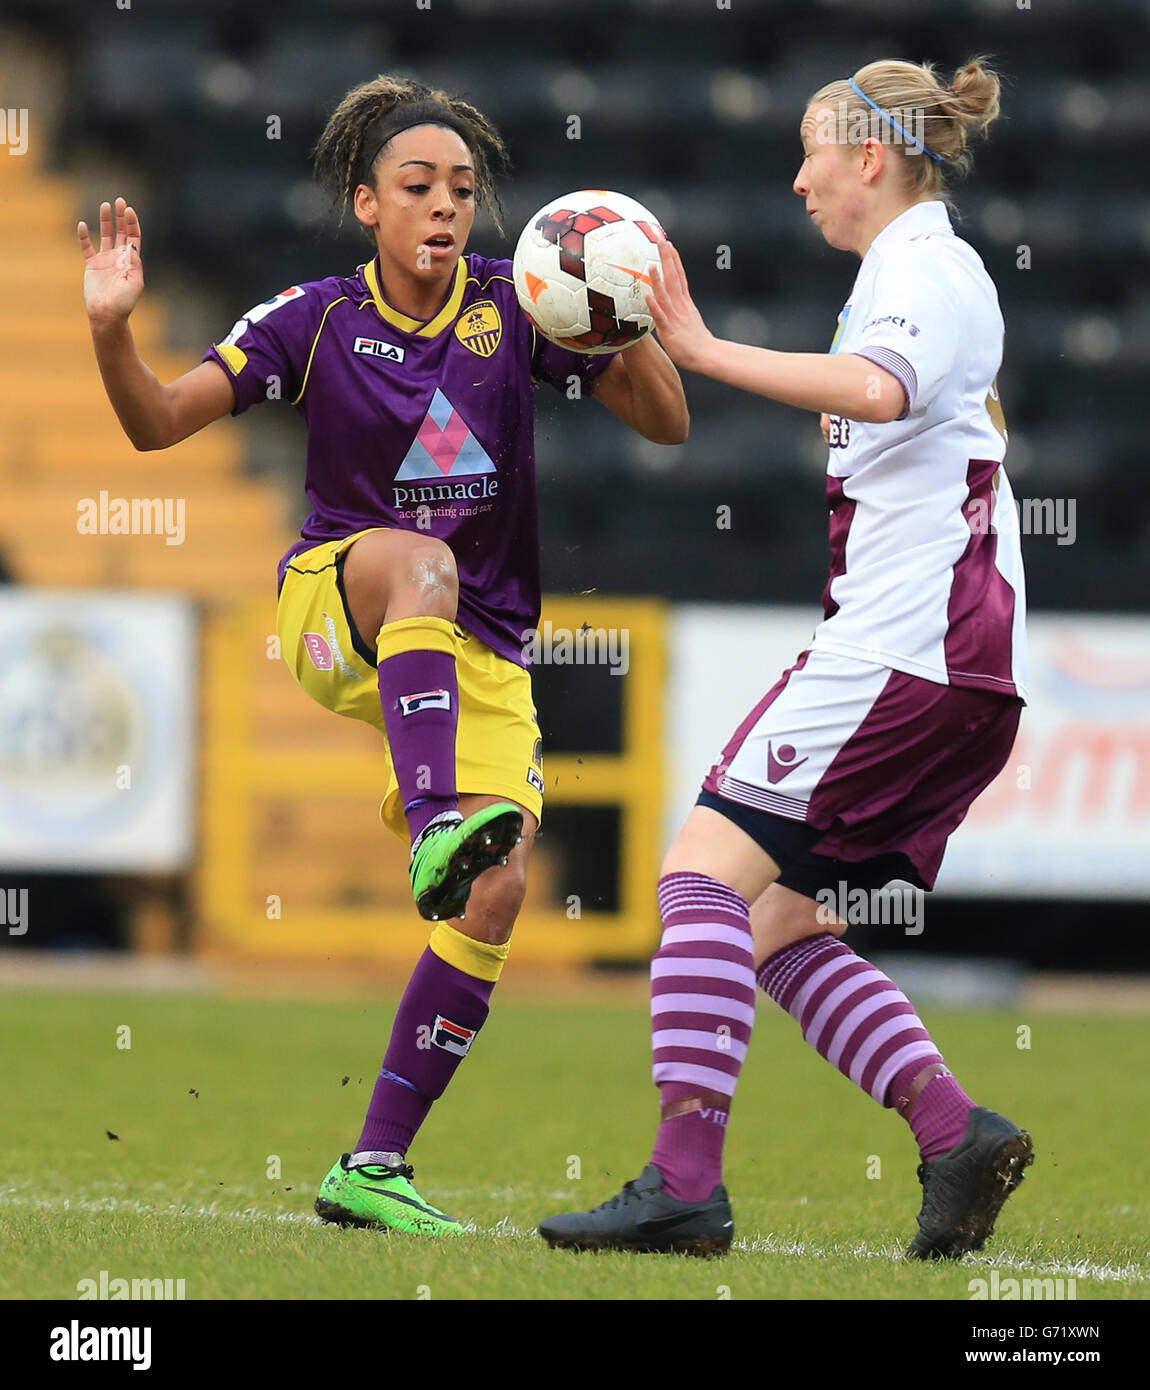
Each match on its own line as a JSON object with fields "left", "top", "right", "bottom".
{"left": 412, "top": 240, "right": 466, "bottom": 273}
{"left": 414, "top": 253, "right": 458, "bottom": 276}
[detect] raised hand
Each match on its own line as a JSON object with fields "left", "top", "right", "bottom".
{"left": 78, "top": 197, "right": 144, "bottom": 323}
{"left": 644, "top": 239, "right": 718, "bottom": 375}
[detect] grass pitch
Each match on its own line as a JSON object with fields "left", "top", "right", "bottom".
{"left": 2, "top": 980, "right": 1147, "bottom": 1301}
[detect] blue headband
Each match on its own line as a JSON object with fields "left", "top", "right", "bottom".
{"left": 847, "top": 79, "right": 942, "bottom": 164}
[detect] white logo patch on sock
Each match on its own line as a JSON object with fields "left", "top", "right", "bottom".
{"left": 399, "top": 689, "right": 451, "bottom": 716}
{"left": 432, "top": 1015, "right": 475, "bottom": 1056}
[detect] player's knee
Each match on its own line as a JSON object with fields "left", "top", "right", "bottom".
{"left": 751, "top": 886, "right": 847, "bottom": 969}
{"left": 398, "top": 538, "right": 458, "bottom": 608}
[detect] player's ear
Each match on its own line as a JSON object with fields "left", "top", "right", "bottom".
{"left": 353, "top": 182, "right": 380, "bottom": 229}
{"left": 860, "top": 137, "right": 884, "bottom": 185}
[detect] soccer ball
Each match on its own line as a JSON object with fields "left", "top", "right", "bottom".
{"left": 512, "top": 190, "right": 665, "bottom": 354}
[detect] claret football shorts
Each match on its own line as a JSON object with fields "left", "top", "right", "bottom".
{"left": 700, "top": 648, "right": 1022, "bottom": 898}
{"left": 275, "top": 528, "right": 544, "bottom": 840}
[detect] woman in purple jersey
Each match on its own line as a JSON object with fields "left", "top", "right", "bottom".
{"left": 542, "top": 57, "right": 1035, "bottom": 1261}
{"left": 80, "top": 75, "right": 687, "bottom": 1235}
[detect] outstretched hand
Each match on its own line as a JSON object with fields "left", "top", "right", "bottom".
{"left": 78, "top": 197, "right": 144, "bottom": 324}
{"left": 644, "top": 239, "right": 718, "bottom": 375}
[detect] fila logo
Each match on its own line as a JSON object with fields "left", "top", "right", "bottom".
{"left": 354, "top": 336, "right": 405, "bottom": 363}
{"left": 432, "top": 1015, "right": 476, "bottom": 1056}
{"left": 766, "top": 741, "right": 809, "bottom": 784}
{"left": 399, "top": 689, "right": 451, "bottom": 716}
{"left": 526, "top": 766, "right": 545, "bottom": 795}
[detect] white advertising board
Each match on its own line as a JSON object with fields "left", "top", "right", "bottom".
{"left": 0, "top": 591, "right": 196, "bottom": 872}
{"left": 668, "top": 607, "right": 1150, "bottom": 900}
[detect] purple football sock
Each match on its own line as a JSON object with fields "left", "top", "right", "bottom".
{"left": 890, "top": 1063, "right": 977, "bottom": 1162}
{"left": 356, "top": 946, "right": 495, "bottom": 1159}
{"left": 377, "top": 643, "right": 459, "bottom": 843}
{"left": 650, "top": 1082, "right": 731, "bottom": 1203}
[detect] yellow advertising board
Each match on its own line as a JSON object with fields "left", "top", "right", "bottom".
{"left": 200, "top": 596, "right": 666, "bottom": 963}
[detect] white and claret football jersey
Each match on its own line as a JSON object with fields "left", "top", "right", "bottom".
{"left": 814, "top": 200, "right": 1028, "bottom": 702}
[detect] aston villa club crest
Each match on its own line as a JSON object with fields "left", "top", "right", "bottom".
{"left": 455, "top": 300, "right": 502, "bottom": 357}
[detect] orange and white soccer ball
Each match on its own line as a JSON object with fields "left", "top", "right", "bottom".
{"left": 512, "top": 189, "right": 666, "bottom": 354}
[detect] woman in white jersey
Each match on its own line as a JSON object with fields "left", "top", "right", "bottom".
{"left": 541, "top": 57, "right": 1034, "bottom": 1261}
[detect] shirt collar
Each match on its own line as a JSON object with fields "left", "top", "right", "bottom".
{"left": 864, "top": 200, "right": 953, "bottom": 262}
{"left": 356, "top": 254, "right": 468, "bottom": 338}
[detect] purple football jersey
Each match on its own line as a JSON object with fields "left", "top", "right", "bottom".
{"left": 203, "top": 254, "right": 615, "bottom": 665}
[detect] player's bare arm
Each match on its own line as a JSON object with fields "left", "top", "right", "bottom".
{"left": 590, "top": 333, "right": 689, "bottom": 444}
{"left": 646, "top": 239, "right": 905, "bottom": 424}
{"left": 80, "top": 196, "right": 235, "bottom": 450}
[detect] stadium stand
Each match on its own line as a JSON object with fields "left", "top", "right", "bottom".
{"left": 2, "top": 0, "right": 1147, "bottom": 961}
{"left": 6, "top": 0, "right": 1142, "bottom": 609}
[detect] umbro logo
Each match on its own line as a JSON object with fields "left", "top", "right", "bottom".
{"left": 766, "top": 741, "right": 809, "bottom": 784}
{"left": 354, "top": 336, "right": 405, "bottom": 363}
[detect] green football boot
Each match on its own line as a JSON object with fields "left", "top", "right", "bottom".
{"left": 314, "top": 1152, "right": 464, "bottom": 1236}
{"left": 409, "top": 804, "right": 523, "bottom": 921}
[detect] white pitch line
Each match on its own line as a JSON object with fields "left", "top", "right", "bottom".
{"left": 0, "top": 1191, "right": 319, "bottom": 1226}
{"left": 733, "top": 1231, "right": 1147, "bottom": 1284}
{"left": 2, "top": 1190, "right": 1144, "bottom": 1285}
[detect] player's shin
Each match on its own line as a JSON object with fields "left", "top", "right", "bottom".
{"left": 756, "top": 932, "right": 975, "bottom": 1159}
{"left": 353, "top": 923, "right": 508, "bottom": 1162}
{"left": 649, "top": 872, "right": 756, "bottom": 1201}
{"left": 376, "top": 615, "right": 461, "bottom": 843}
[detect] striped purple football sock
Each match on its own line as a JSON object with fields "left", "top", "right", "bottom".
{"left": 757, "top": 933, "right": 975, "bottom": 1161}
{"left": 649, "top": 872, "right": 756, "bottom": 1203}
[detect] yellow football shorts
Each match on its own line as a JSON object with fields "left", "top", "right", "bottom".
{"left": 275, "top": 529, "right": 544, "bottom": 841}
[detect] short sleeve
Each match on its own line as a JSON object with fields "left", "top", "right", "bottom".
{"left": 852, "top": 243, "right": 962, "bottom": 419}
{"left": 202, "top": 285, "right": 313, "bottom": 415}
{"left": 529, "top": 323, "right": 618, "bottom": 395}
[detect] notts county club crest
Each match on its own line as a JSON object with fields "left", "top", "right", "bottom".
{"left": 455, "top": 300, "right": 502, "bottom": 357}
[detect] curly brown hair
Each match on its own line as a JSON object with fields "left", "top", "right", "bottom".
{"left": 312, "top": 74, "right": 512, "bottom": 237}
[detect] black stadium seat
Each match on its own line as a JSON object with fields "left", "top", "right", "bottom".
{"left": 22, "top": 0, "right": 1147, "bottom": 611}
